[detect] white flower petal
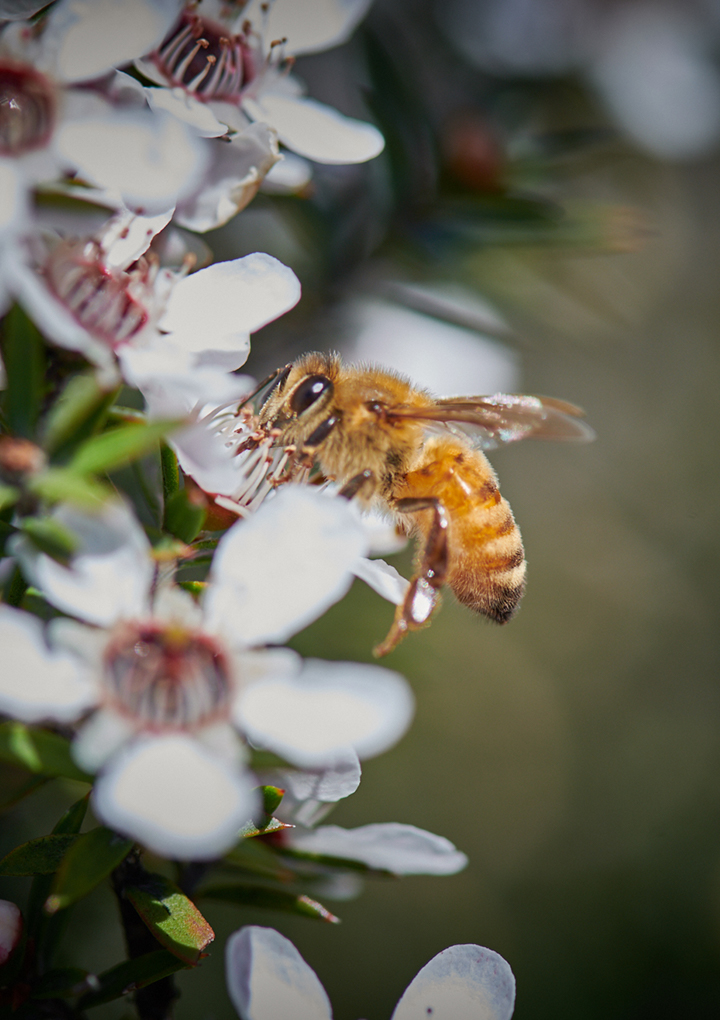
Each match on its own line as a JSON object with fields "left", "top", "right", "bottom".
{"left": 72, "top": 708, "right": 136, "bottom": 774}
{"left": 174, "top": 124, "right": 280, "bottom": 232}
{"left": 279, "top": 749, "right": 361, "bottom": 804}
{"left": 119, "top": 341, "right": 253, "bottom": 416}
{"left": 352, "top": 556, "right": 408, "bottom": 605}
{"left": 287, "top": 823, "right": 468, "bottom": 876}
{"left": 391, "top": 945, "right": 516, "bottom": 1020}
{"left": 55, "top": 110, "right": 208, "bottom": 213}
{"left": 0, "top": 606, "right": 96, "bottom": 724}
{"left": 226, "top": 926, "right": 332, "bottom": 1020}
{"left": 45, "top": 0, "right": 183, "bottom": 83}
{"left": 145, "top": 87, "right": 229, "bottom": 137}
{"left": 93, "top": 734, "right": 258, "bottom": 859}
{"left": 160, "top": 253, "right": 300, "bottom": 355}
{"left": 205, "top": 488, "right": 368, "bottom": 646}
{"left": 261, "top": 151, "right": 313, "bottom": 194}
{"left": 11, "top": 501, "right": 153, "bottom": 627}
{"left": 235, "top": 658, "right": 414, "bottom": 768}
{"left": 243, "top": 94, "right": 384, "bottom": 164}
{"left": 0, "top": 160, "right": 28, "bottom": 237}
{"left": 101, "top": 208, "right": 174, "bottom": 269}
{"left": 244, "top": 0, "right": 373, "bottom": 56}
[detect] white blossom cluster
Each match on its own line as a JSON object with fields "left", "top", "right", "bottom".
{"left": 0, "top": 0, "right": 514, "bottom": 1009}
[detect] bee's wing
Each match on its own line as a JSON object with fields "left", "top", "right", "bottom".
{"left": 387, "top": 394, "right": 595, "bottom": 449}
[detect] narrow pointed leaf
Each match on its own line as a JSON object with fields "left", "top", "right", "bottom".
{"left": 238, "top": 816, "right": 292, "bottom": 839}
{"left": 1, "top": 304, "right": 45, "bottom": 439}
{"left": 29, "top": 467, "right": 111, "bottom": 508}
{"left": 46, "top": 827, "right": 134, "bottom": 913}
{"left": 200, "top": 885, "right": 339, "bottom": 922}
{"left": 77, "top": 950, "right": 188, "bottom": 1010}
{"left": 52, "top": 793, "right": 90, "bottom": 835}
{"left": 277, "top": 845, "right": 393, "bottom": 875}
{"left": 164, "top": 488, "right": 206, "bottom": 543}
{"left": 0, "top": 834, "right": 78, "bottom": 876}
{"left": 124, "top": 874, "right": 214, "bottom": 965}
{"left": 0, "top": 723, "right": 92, "bottom": 782}
{"left": 69, "top": 420, "right": 181, "bottom": 475}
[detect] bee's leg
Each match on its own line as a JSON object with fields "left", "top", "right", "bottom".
{"left": 239, "top": 363, "right": 293, "bottom": 410}
{"left": 338, "top": 470, "right": 376, "bottom": 501}
{"left": 373, "top": 497, "right": 449, "bottom": 657}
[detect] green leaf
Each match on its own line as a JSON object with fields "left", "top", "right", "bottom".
{"left": 77, "top": 950, "right": 188, "bottom": 1010}
{"left": 125, "top": 874, "right": 215, "bottom": 965}
{"left": 1, "top": 304, "right": 46, "bottom": 439}
{"left": 223, "top": 837, "right": 295, "bottom": 882}
{"left": 163, "top": 488, "right": 206, "bottom": 543}
{"left": 238, "top": 816, "right": 292, "bottom": 840}
{"left": 200, "top": 885, "right": 339, "bottom": 923}
{"left": 0, "top": 723, "right": 91, "bottom": 782}
{"left": 0, "top": 834, "right": 79, "bottom": 876}
{"left": 53, "top": 792, "right": 90, "bottom": 834}
{"left": 42, "top": 372, "right": 119, "bottom": 459}
{"left": 45, "top": 828, "right": 134, "bottom": 913}
{"left": 19, "top": 515, "right": 79, "bottom": 564}
{"left": 28, "top": 467, "right": 111, "bottom": 508}
{"left": 69, "top": 419, "right": 181, "bottom": 476}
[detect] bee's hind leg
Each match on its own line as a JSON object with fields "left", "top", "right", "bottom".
{"left": 373, "top": 497, "right": 449, "bottom": 657}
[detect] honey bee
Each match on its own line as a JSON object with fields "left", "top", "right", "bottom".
{"left": 239, "top": 352, "right": 593, "bottom": 656}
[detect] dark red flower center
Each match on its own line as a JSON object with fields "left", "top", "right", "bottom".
{"left": 151, "top": 11, "right": 256, "bottom": 103}
{"left": 104, "top": 620, "right": 233, "bottom": 729}
{"left": 0, "top": 61, "right": 55, "bottom": 156}
{"left": 43, "top": 239, "right": 151, "bottom": 350}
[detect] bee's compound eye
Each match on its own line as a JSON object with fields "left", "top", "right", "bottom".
{"left": 289, "top": 374, "right": 332, "bottom": 414}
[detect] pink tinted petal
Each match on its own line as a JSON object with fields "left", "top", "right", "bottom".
{"left": 244, "top": 94, "right": 384, "bottom": 164}
{"left": 287, "top": 823, "right": 468, "bottom": 875}
{"left": 235, "top": 659, "right": 414, "bottom": 768}
{"left": 93, "top": 735, "right": 258, "bottom": 860}
{"left": 391, "top": 945, "right": 516, "bottom": 1020}
{"left": 226, "top": 926, "right": 332, "bottom": 1020}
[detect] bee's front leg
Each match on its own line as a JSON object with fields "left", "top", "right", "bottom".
{"left": 373, "top": 497, "right": 449, "bottom": 657}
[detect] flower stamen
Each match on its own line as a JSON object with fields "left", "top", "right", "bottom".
{"left": 43, "top": 240, "right": 153, "bottom": 349}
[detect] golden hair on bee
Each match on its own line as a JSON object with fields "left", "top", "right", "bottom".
{"left": 244, "top": 352, "right": 593, "bottom": 655}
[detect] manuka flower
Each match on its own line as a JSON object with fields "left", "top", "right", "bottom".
{"left": 2, "top": 490, "right": 415, "bottom": 859}
{"left": 0, "top": 3, "right": 208, "bottom": 211}
{"left": 226, "top": 927, "right": 516, "bottom": 1020}
{"left": 4, "top": 205, "right": 301, "bottom": 379}
{"left": 134, "top": 0, "right": 384, "bottom": 176}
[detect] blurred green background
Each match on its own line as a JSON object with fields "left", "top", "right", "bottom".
{"left": 4, "top": 0, "right": 720, "bottom": 1016}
